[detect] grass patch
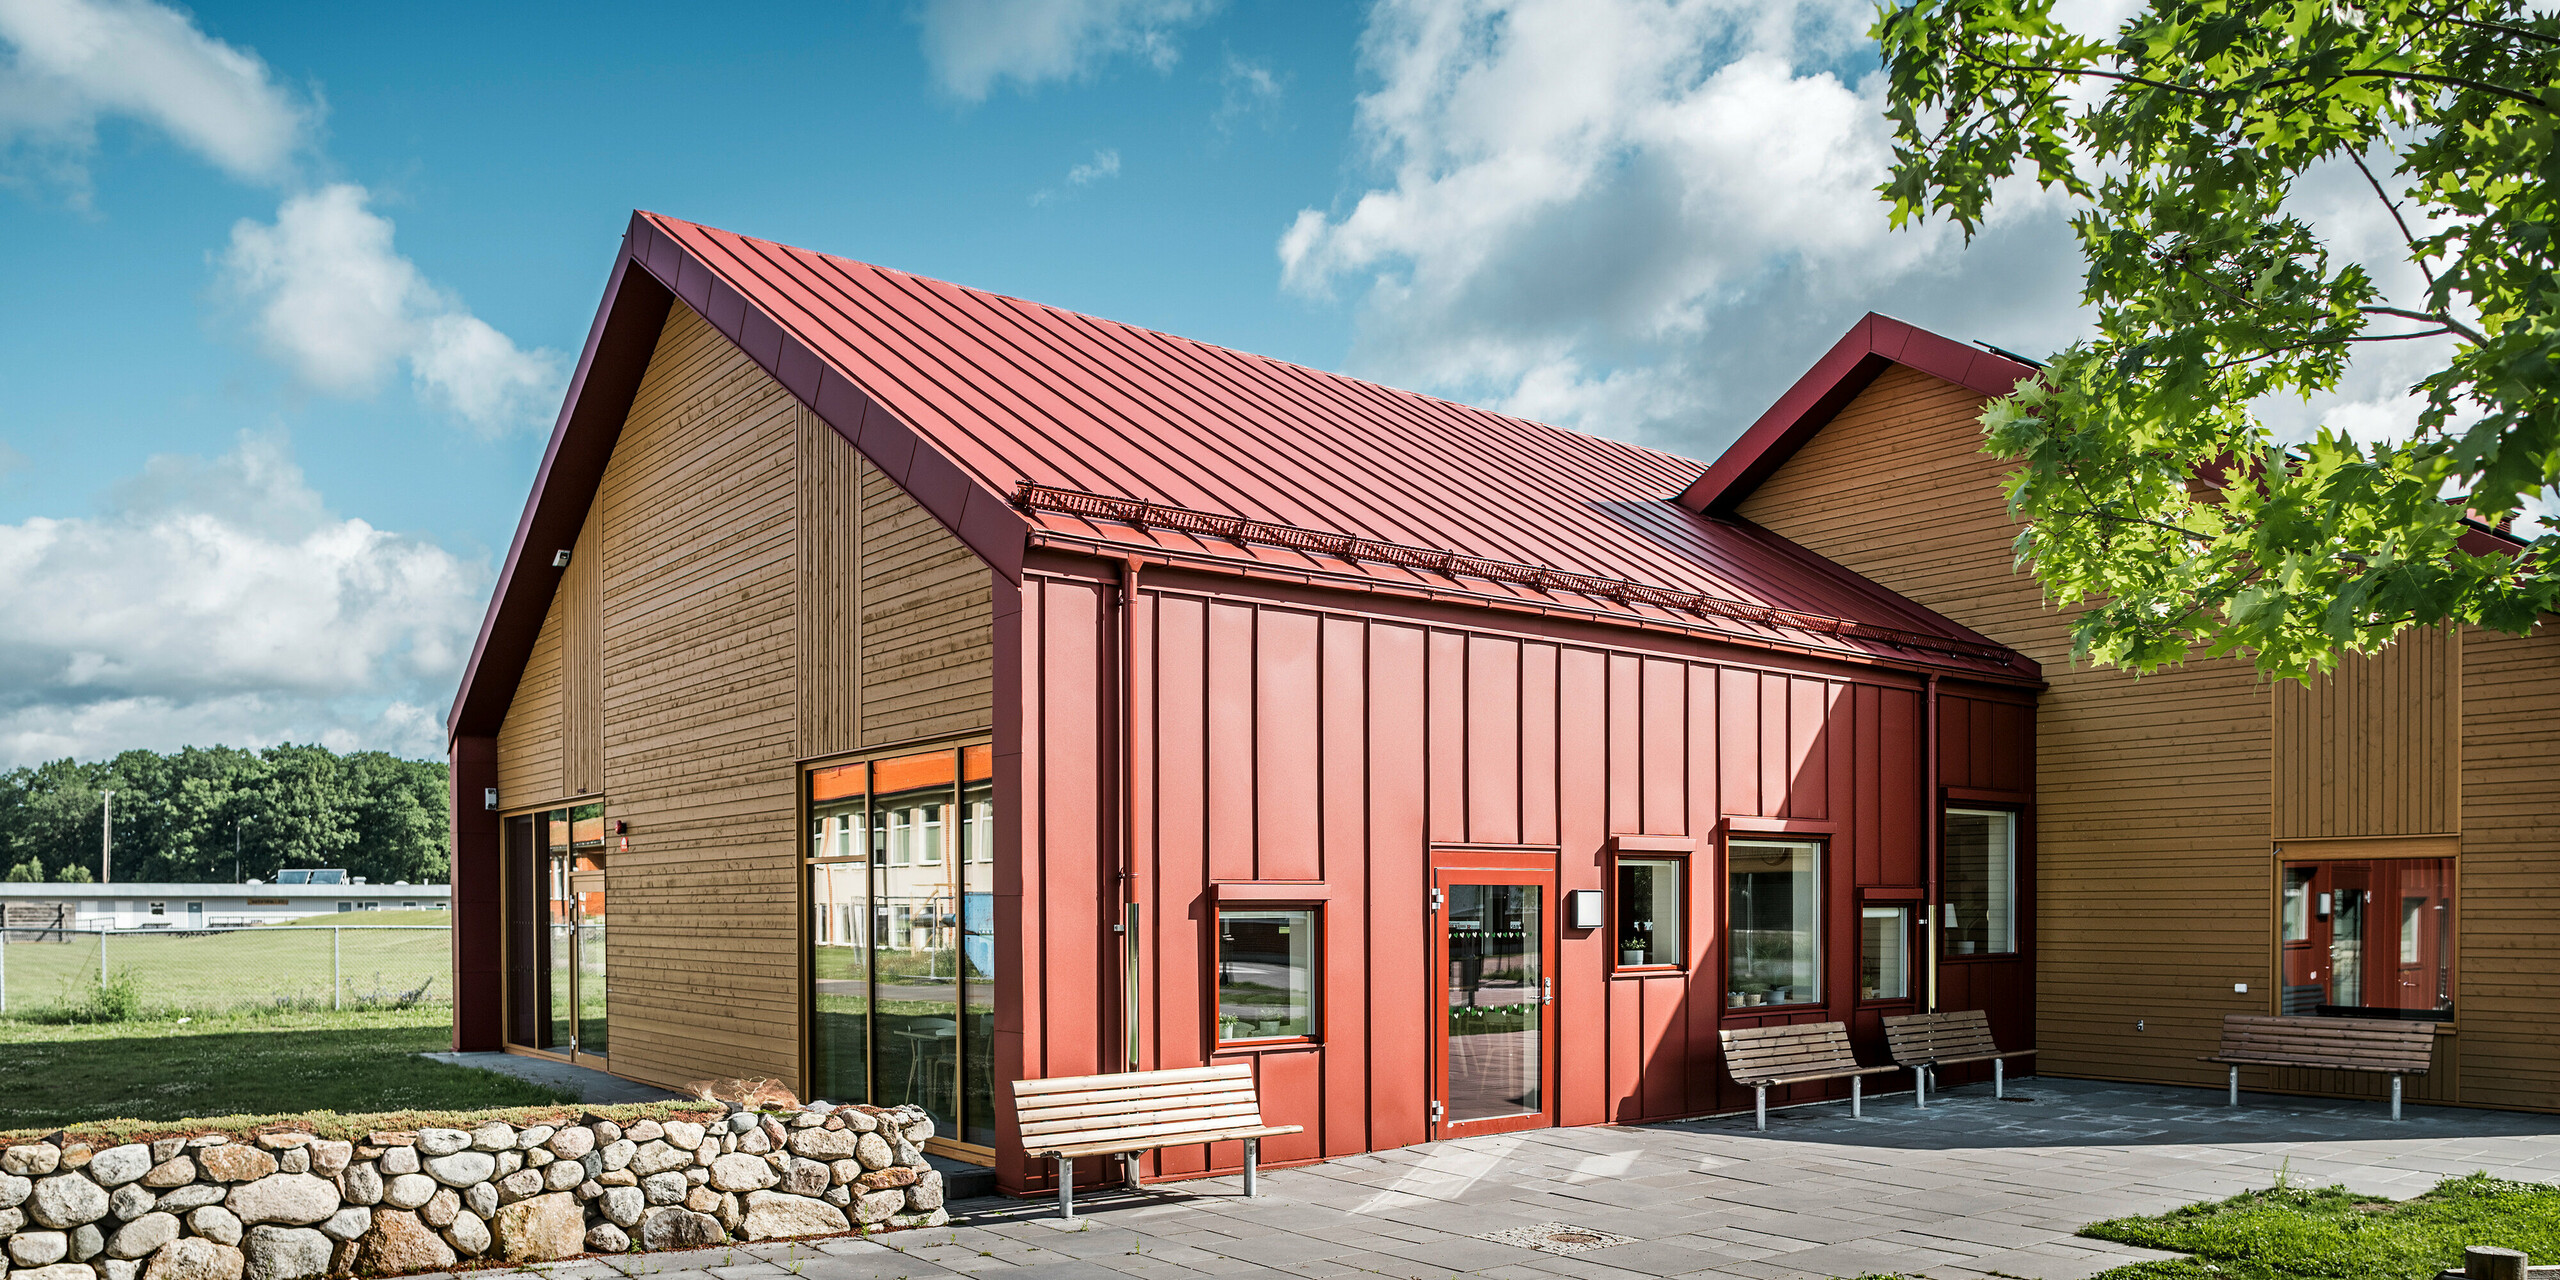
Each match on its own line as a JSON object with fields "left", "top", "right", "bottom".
{"left": 2, "top": 924, "right": 447, "bottom": 1016}
{"left": 2078, "top": 1173, "right": 2560, "bottom": 1280}
{"left": 0, "top": 1005, "right": 579, "bottom": 1129}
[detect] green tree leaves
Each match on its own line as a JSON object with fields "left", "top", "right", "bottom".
{"left": 0, "top": 745, "right": 447, "bottom": 886}
{"left": 1876, "top": 0, "right": 2559, "bottom": 678}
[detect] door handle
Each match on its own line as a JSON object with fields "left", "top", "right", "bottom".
{"left": 1542, "top": 977, "right": 1552, "bottom": 1005}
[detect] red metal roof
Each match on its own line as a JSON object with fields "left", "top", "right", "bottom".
{"left": 450, "top": 214, "right": 2034, "bottom": 738}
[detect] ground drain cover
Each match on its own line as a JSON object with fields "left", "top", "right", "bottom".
{"left": 1479, "top": 1222, "right": 1635, "bottom": 1254}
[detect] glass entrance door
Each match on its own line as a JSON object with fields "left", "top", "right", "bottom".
{"left": 1432, "top": 853, "right": 1556, "bottom": 1138}
{"left": 505, "top": 802, "right": 607, "bottom": 1066}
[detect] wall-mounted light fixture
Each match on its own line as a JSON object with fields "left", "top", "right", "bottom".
{"left": 553, "top": 549, "right": 573, "bottom": 568}
{"left": 1566, "top": 889, "right": 1605, "bottom": 930}
{"left": 484, "top": 787, "right": 499, "bottom": 812}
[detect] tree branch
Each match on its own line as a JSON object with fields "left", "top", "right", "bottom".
{"left": 1955, "top": 51, "right": 2555, "bottom": 116}
{"left": 2350, "top": 150, "right": 2438, "bottom": 292}
{"left": 2361, "top": 304, "right": 2486, "bottom": 346}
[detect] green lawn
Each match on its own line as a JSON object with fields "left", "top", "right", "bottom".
{"left": 0, "top": 1005, "right": 570, "bottom": 1127}
{"left": 2070, "top": 1174, "right": 2560, "bottom": 1280}
{"left": 1, "top": 923, "right": 447, "bottom": 1016}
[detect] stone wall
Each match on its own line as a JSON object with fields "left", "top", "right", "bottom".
{"left": 0, "top": 1103, "right": 949, "bottom": 1280}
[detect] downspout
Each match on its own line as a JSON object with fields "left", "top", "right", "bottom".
{"left": 1923, "top": 673, "right": 1942, "bottom": 1013}
{"left": 1117, "top": 555, "right": 1142, "bottom": 1073}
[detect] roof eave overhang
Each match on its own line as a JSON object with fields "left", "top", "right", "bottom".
{"left": 1680, "top": 313, "right": 2039, "bottom": 517}
{"left": 445, "top": 212, "right": 1028, "bottom": 744}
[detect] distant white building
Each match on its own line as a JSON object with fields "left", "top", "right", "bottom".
{"left": 0, "top": 871, "right": 449, "bottom": 934}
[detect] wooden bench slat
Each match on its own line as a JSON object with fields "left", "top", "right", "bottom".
{"left": 1719, "top": 1022, "right": 1884, "bottom": 1088}
{"left": 1881, "top": 1009, "right": 2034, "bottom": 1069}
{"left": 1031, "top": 1124, "right": 1302, "bottom": 1161}
{"left": 2204, "top": 1014, "right": 2436, "bottom": 1077}
{"left": 1017, "top": 1079, "right": 1259, "bottom": 1115}
{"left": 1013, "top": 1064, "right": 1251, "bottom": 1098}
{"left": 1018, "top": 1100, "right": 1265, "bottom": 1139}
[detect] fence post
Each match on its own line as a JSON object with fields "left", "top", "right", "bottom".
{"left": 332, "top": 928, "right": 342, "bottom": 1012}
{"left": 1, "top": 921, "right": 9, "bottom": 1015}
{"left": 99, "top": 926, "right": 107, "bottom": 990}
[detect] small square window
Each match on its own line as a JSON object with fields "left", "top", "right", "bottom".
{"left": 1217, "top": 907, "right": 1318, "bottom": 1042}
{"left": 148, "top": 901, "right": 165, "bottom": 916}
{"left": 1729, "top": 840, "right": 1821, "bottom": 1007}
{"left": 1614, "top": 858, "right": 1682, "bottom": 968}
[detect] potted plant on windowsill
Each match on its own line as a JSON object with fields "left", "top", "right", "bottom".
{"left": 1621, "top": 938, "right": 1648, "bottom": 966}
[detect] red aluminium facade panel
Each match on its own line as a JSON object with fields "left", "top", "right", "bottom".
{"left": 1002, "top": 551, "right": 2038, "bottom": 1195}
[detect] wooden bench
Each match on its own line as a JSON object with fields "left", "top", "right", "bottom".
{"left": 1010, "top": 1064, "right": 1303, "bottom": 1219}
{"left": 1883, "top": 1008, "right": 2037, "bottom": 1107}
{"left": 1719, "top": 1021, "right": 1900, "bottom": 1131}
{"left": 2202, "top": 1014, "right": 2436, "bottom": 1120}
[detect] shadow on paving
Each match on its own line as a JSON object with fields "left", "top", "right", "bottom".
{"left": 1665, "top": 1076, "right": 2560, "bottom": 1152}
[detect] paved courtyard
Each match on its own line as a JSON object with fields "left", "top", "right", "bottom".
{"left": 522, "top": 1078, "right": 2560, "bottom": 1280}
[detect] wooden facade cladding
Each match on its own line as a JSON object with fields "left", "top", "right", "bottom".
{"left": 487, "top": 300, "right": 996, "bottom": 1094}
{"left": 2455, "top": 625, "right": 2560, "bottom": 1110}
{"left": 997, "top": 555, "right": 2029, "bottom": 1194}
{"left": 1737, "top": 364, "right": 2265, "bottom": 1091}
{"left": 2272, "top": 626, "right": 2458, "bottom": 840}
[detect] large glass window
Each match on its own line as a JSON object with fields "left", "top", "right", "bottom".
{"left": 1217, "top": 908, "right": 1317, "bottom": 1041}
{"left": 1729, "top": 840, "right": 1821, "bottom": 1007}
{"left": 1861, "top": 906, "right": 1910, "bottom": 1001}
{"left": 2281, "top": 858, "right": 2452, "bottom": 1019}
{"left": 1614, "top": 858, "right": 1682, "bottom": 968}
{"left": 504, "top": 802, "right": 606, "bottom": 1061}
{"left": 805, "top": 745, "right": 999, "bottom": 1153}
{"left": 1943, "top": 809, "right": 2018, "bottom": 955}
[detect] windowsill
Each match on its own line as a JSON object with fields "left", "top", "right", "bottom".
{"left": 1940, "top": 951, "right": 2020, "bottom": 961}
{"left": 1214, "top": 1038, "right": 1321, "bottom": 1054}
{"left": 1610, "top": 965, "right": 1684, "bottom": 978}
{"left": 1723, "top": 1002, "right": 1823, "bottom": 1013}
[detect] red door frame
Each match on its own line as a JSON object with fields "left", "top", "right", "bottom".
{"left": 1429, "top": 846, "right": 1559, "bottom": 1140}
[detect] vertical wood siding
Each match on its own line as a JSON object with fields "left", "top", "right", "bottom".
{"left": 796, "top": 406, "right": 864, "bottom": 758}
{"left": 1739, "top": 364, "right": 2255, "bottom": 1089}
{"left": 563, "top": 500, "right": 605, "bottom": 797}
{"left": 861, "top": 462, "right": 994, "bottom": 748}
{"left": 2272, "top": 626, "right": 2458, "bottom": 838}
{"left": 1003, "top": 565, "right": 1978, "bottom": 1192}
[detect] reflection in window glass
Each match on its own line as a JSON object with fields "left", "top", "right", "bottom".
{"left": 1218, "top": 908, "right": 1317, "bottom": 1040}
{"left": 807, "top": 838, "right": 869, "bottom": 1104}
{"left": 2282, "top": 867, "right": 2314, "bottom": 942}
{"left": 2280, "top": 858, "right": 2453, "bottom": 1019}
{"left": 1943, "top": 809, "right": 2017, "bottom": 955}
{"left": 958, "top": 748, "right": 995, "bottom": 1148}
{"left": 1861, "top": 906, "right": 1910, "bottom": 1001}
{"left": 1729, "top": 840, "right": 1820, "bottom": 1007}
{"left": 1615, "top": 859, "right": 1681, "bottom": 967}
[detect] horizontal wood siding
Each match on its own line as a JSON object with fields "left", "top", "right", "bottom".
{"left": 495, "top": 594, "right": 565, "bottom": 807}
{"left": 595, "top": 301, "right": 804, "bottom": 1092}
{"left": 1739, "top": 364, "right": 2258, "bottom": 1089}
{"left": 2456, "top": 625, "right": 2560, "bottom": 1110}
{"left": 2272, "top": 626, "right": 2457, "bottom": 839}
{"left": 862, "top": 460, "right": 994, "bottom": 748}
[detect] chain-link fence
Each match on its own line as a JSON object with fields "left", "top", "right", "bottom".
{"left": 0, "top": 925, "right": 448, "bottom": 1017}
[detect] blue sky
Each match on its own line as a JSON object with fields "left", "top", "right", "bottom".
{"left": 0, "top": 0, "right": 2125, "bottom": 765}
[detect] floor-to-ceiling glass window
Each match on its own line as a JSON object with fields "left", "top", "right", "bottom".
{"left": 504, "top": 801, "right": 608, "bottom": 1064}
{"left": 805, "top": 742, "right": 996, "bottom": 1157}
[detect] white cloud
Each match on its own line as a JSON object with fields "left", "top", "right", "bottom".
{"left": 917, "top": 0, "right": 1218, "bottom": 100}
{"left": 221, "top": 184, "right": 565, "bottom": 433}
{"left": 1215, "top": 52, "right": 1285, "bottom": 134}
{"left": 0, "top": 435, "right": 484, "bottom": 767}
{"left": 1283, "top": 0, "right": 2086, "bottom": 454}
{"left": 0, "top": 0, "right": 305, "bottom": 191}
{"left": 1031, "top": 147, "right": 1123, "bottom": 205}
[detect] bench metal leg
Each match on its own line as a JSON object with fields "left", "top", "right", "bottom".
{"left": 1916, "top": 1065, "right": 1928, "bottom": 1109}
{"left": 1057, "top": 1155, "right": 1075, "bottom": 1221}
{"left": 1243, "top": 1138, "right": 1260, "bottom": 1198}
{"left": 1853, "top": 1075, "right": 1865, "bottom": 1118}
{"left": 1123, "top": 1152, "right": 1142, "bottom": 1192}
{"left": 1754, "top": 1085, "right": 1768, "bottom": 1131}
{"left": 1995, "top": 1058, "right": 2006, "bottom": 1100}
{"left": 2228, "top": 1065, "right": 2240, "bottom": 1107}
{"left": 2391, "top": 1076, "right": 2403, "bottom": 1121}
